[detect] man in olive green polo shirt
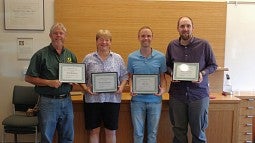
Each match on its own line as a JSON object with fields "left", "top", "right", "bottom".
{"left": 25, "top": 23, "right": 77, "bottom": 143}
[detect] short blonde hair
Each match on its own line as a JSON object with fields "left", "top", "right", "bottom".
{"left": 50, "top": 23, "right": 67, "bottom": 34}
{"left": 96, "top": 29, "right": 112, "bottom": 41}
{"left": 138, "top": 26, "right": 153, "bottom": 36}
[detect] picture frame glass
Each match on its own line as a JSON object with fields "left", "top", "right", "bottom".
{"left": 59, "top": 63, "right": 86, "bottom": 83}
{"left": 91, "top": 72, "right": 118, "bottom": 93}
{"left": 132, "top": 74, "right": 159, "bottom": 94}
{"left": 4, "top": 0, "right": 44, "bottom": 30}
{"left": 173, "top": 62, "right": 199, "bottom": 81}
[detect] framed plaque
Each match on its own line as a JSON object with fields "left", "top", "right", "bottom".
{"left": 173, "top": 62, "right": 199, "bottom": 81}
{"left": 4, "top": 0, "right": 44, "bottom": 30}
{"left": 91, "top": 72, "right": 118, "bottom": 93}
{"left": 132, "top": 74, "right": 159, "bottom": 94}
{"left": 59, "top": 63, "right": 86, "bottom": 83}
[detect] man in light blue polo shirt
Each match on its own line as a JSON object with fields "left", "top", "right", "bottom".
{"left": 127, "top": 26, "right": 167, "bottom": 143}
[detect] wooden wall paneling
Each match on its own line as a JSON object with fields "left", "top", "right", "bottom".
{"left": 55, "top": 0, "right": 226, "bottom": 66}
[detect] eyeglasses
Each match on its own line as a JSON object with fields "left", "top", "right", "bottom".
{"left": 97, "top": 38, "right": 111, "bottom": 42}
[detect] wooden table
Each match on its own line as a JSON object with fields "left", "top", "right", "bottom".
{"left": 66, "top": 92, "right": 240, "bottom": 143}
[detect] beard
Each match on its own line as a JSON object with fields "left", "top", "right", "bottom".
{"left": 180, "top": 33, "right": 192, "bottom": 41}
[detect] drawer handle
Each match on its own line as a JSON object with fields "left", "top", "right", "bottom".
{"left": 247, "top": 107, "right": 254, "bottom": 109}
{"left": 247, "top": 98, "right": 255, "bottom": 101}
{"left": 247, "top": 106, "right": 254, "bottom": 110}
{"left": 245, "top": 132, "right": 252, "bottom": 135}
{"left": 247, "top": 115, "right": 254, "bottom": 118}
{"left": 246, "top": 123, "right": 252, "bottom": 126}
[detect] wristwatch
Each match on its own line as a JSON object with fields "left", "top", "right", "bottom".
{"left": 201, "top": 70, "right": 206, "bottom": 76}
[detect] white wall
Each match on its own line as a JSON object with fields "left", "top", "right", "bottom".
{"left": 0, "top": 0, "right": 54, "bottom": 141}
{"left": 225, "top": 3, "right": 255, "bottom": 91}
{"left": 0, "top": 1, "right": 54, "bottom": 78}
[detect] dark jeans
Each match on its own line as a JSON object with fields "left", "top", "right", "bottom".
{"left": 169, "top": 97, "right": 209, "bottom": 143}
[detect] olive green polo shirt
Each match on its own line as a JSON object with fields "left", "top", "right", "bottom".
{"left": 26, "top": 44, "right": 77, "bottom": 95}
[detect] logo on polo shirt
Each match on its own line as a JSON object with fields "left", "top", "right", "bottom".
{"left": 67, "top": 57, "right": 72, "bottom": 63}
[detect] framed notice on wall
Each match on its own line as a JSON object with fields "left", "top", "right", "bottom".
{"left": 17, "top": 38, "right": 34, "bottom": 60}
{"left": 4, "top": 0, "right": 44, "bottom": 30}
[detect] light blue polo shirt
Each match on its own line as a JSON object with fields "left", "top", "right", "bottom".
{"left": 127, "top": 48, "right": 167, "bottom": 102}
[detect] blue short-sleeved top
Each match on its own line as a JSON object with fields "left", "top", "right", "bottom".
{"left": 127, "top": 48, "right": 167, "bottom": 103}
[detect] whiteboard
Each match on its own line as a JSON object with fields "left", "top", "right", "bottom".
{"left": 225, "top": 3, "right": 255, "bottom": 91}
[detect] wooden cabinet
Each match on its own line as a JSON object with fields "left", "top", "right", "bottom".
{"left": 235, "top": 93, "right": 255, "bottom": 143}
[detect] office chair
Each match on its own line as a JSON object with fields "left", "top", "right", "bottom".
{"left": 2, "top": 85, "right": 39, "bottom": 143}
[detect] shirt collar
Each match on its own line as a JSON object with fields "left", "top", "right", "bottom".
{"left": 93, "top": 51, "right": 113, "bottom": 57}
{"left": 138, "top": 48, "right": 155, "bottom": 58}
{"left": 49, "top": 43, "right": 66, "bottom": 54}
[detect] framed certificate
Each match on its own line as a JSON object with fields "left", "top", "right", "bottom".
{"left": 59, "top": 63, "right": 86, "bottom": 83}
{"left": 132, "top": 74, "right": 159, "bottom": 94}
{"left": 91, "top": 72, "right": 118, "bottom": 93}
{"left": 173, "top": 62, "right": 199, "bottom": 81}
{"left": 4, "top": 0, "right": 44, "bottom": 30}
